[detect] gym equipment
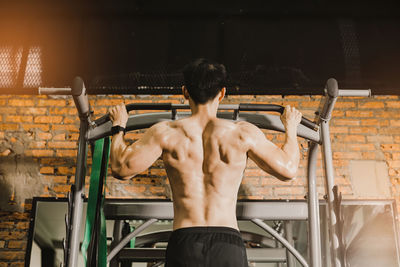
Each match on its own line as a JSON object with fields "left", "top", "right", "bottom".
{"left": 39, "top": 77, "right": 370, "bottom": 267}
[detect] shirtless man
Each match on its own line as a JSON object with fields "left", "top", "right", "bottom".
{"left": 109, "top": 58, "right": 302, "bottom": 267}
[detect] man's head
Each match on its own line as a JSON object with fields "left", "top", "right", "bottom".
{"left": 182, "top": 58, "right": 227, "bottom": 105}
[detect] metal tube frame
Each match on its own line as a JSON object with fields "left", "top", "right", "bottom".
{"left": 64, "top": 76, "right": 370, "bottom": 267}
{"left": 252, "top": 219, "right": 309, "bottom": 267}
{"left": 307, "top": 141, "right": 322, "bottom": 267}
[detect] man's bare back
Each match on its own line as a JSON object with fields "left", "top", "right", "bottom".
{"left": 109, "top": 101, "right": 302, "bottom": 231}
{"left": 159, "top": 117, "right": 249, "bottom": 230}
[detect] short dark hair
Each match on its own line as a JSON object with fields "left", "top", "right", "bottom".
{"left": 183, "top": 58, "right": 227, "bottom": 104}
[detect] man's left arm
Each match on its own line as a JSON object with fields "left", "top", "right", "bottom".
{"left": 109, "top": 103, "right": 163, "bottom": 180}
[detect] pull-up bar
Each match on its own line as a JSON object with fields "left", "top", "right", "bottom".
{"left": 93, "top": 103, "right": 319, "bottom": 130}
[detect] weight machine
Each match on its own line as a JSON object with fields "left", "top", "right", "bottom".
{"left": 39, "top": 78, "right": 370, "bottom": 267}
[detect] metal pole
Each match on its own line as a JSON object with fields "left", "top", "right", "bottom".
{"left": 321, "top": 121, "right": 343, "bottom": 267}
{"left": 307, "top": 141, "right": 322, "bottom": 267}
{"left": 285, "top": 221, "right": 296, "bottom": 267}
{"left": 110, "top": 220, "right": 124, "bottom": 267}
{"left": 338, "top": 89, "right": 371, "bottom": 97}
{"left": 251, "top": 219, "right": 309, "bottom": 267}
{"left": 67, "top": 77, "right": 91, "bottom": 267}
{"left": 67, "top": 120, "right": 89, "bottom": 267}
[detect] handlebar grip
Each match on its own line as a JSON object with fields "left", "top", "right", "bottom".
{"left": 239, "top": 103, "right": 318, "bottom": 130}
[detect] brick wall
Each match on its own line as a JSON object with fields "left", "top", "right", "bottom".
{"left": 0, "top": 94, "right": 399, "bottom": 266}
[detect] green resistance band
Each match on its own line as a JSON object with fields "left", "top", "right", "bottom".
{"left": 130, "top": 226, "right": 136, "bottom": 248}
{"left": 81, "top": 137, "right": 110, "bottom": 267}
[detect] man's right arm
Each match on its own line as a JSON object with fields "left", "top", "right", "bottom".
{"left": 241, "top": 106, "right": 302, "bottom": 181}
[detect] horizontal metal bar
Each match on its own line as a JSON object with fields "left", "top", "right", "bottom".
{"left": 94, "top": 103, "right": 318, "bottom": 130}
{"left": 117, "top": 248, "right": 287, "bottom": 263}
{"left": 38, "top": 87, "right": 72, "bottom": 95}
{"left": 338, "top": 89, "right": 371, "bottom": 97}
{"left": 88, "top": 112, "right": 320, "bottom": 143}
{"left": 104, "top": 200, "right": 309, "bottom": 221}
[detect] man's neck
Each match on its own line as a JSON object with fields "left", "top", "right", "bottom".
{"left": 189, "top": 99, "right": 219, "bottom": 125}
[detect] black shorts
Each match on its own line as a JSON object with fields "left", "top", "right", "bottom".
{"left": 165, "top": 226, "right": 248, "bottom": 267}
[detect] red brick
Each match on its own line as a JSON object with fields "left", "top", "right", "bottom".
{"left": 124, "top": 185, "right": 146, "bottom": 194}
{"left": 15, "top": 222, "right": 29, "bottom": 230}
{"left": 0, "top": 107, "right": 17, "bottom": 114}
{"left": 44, "top": 175, "right": 68, "bottom": 184}
{"left": 334, "top": 101, "right": 356, "bottom": 108}
{"left": 388, "top": 161, "right": 400, "bottom": 168}
{"left": 29, "top": 141, "right": 46, "bottom": 149}
{"left": 63, "top": 117, "right": 78, "bottom": 124}
{"left": 34, "top": 116, "right": 63, "bottom": 123}
{"left": 361, "top": 152, "right": 376, "bottom": 159}
{"left": 330, "top": 127, "right": 348, "bottom": 134}
{"left": 22, "top": 124, "right": 49, "bottom": 131}
{"left": 22, "top": 107, "right": 47, "bottom": 115}
{"left": 149, "top": 168, "right": 167, "bottom": 176}
{"left": 252, "top": 187, "right": 273, "bottom": 196}
{"left": 48, "top": 141, "right": 76, "bottom": 149}
{"left": 367, "top": 135, "right": 393, "bottom": 143}
{"left": 0, "top": 123, "right": 19, "bottom": 130}
{"left": 0, "top": 231, "right": 26, "bottom": 240}
{"left": 8, "top": 99, "right": 34, "bottom": 106}
{"left": 336, "top": 135, "right": 365, "bottom": 143}
{"left": 242, "top": 177, "right": 261, "bottom": 185}
{"left": 25, "top": 150, "right": 54, "bottom": 157}
{"left": 52, "top": 124, "right": 79, "bottom": 132}
{"left": 345, "top": 110, "right": 374, "bottom": 117}
{"left": 377, "top": 110, "right": 400, "bottom": 118}
{"left": 37, "top": 132, "right": 52, "bottom": 140}
{"left": 53, "top": 185, "right": 71, "bottom": 193}
{"left": 9, "top": 262, "right": 25, "bottom": 267}
{"left": 361, "top": 119, "right": 389, "bottom": 127}
{"left": 333, "top": 118, "right": 360, "bottom": 126}
{"left": 390, "top": 120, "right": 400, "bottom": 127}
{"left": 40, "top": 166, "right": 54, "bottom": 174}
{"left": 0, "top": 251, "right": 26, "bottom": 260}
{"left": 0, "top": 222, "right": 14, "bottom": 229}
{"left": 57, "top": 166, "right": 76, "bottom": 175}
{"left": 67, "top": 133, "right": 79, "bottom": 141}
{"left": 56, "top": 150, "right": 77, "bottom": 157}
{"left": 274, "top": 186, "right": 304, "bottom": 196}
{"left": 333, "top": 152, "right": 361, "bottom": 160}
{"left": 380, "top": 144, "right": 400, "bottom": 151}
{"left": 96, "top": 99, "right": 124, "bottom": 106}
{"left": 5, "top": 115, "right": 33, "bottom": 123}
{"left": 358, "top": 102, "right": 385, "bottom": 109}
{"left": 8, "top": 240, "right": 26, "bottom": 249}
{"left": 244, "top": 168, "right": 266, "bottom": 177}
{"left": 332, "top": 110, "right": 345, "bottom": 117}
{"left": 349, "top": 127, "right": 378, "bottom": 134}
{"left": 49, "top": 107, "right": 73, "bottom": 115}
{"left": 346, "top": 143, "right": 376, "bottom": 151}
{"left": 37, "top": 99, "right": 66, "bottom": 106}
{"left": 379, "top": 127, "right": 400, "bottom": 135}
{"left": 149, "top": 186, "right": 165, "bottom": 194}
{"left": 53, "top": 133, "right": 66, "bottom": 140}
{"left": 299, "top": 101, "right": 318, "bottom": 108}
{"left": 386, "top": 101, "right": 400, "bottom": 108}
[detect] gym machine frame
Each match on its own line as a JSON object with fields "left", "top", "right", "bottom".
{"left": 39, "top": 78, "right": 371, "bottom": 267}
